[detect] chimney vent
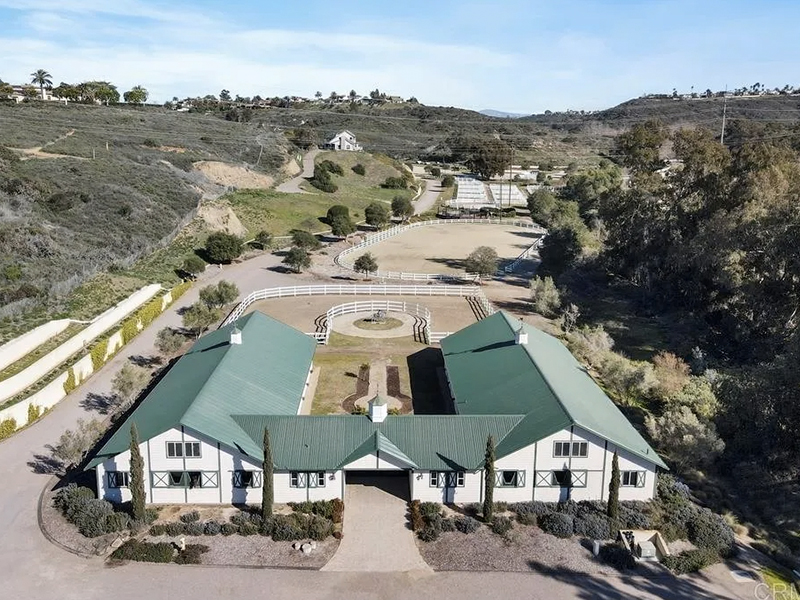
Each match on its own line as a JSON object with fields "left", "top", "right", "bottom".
{"left": 230, "top": 326, "right": 242, "bottom": 345}
{"left": 368, "top": 395, "right": 388, "bottom": 423}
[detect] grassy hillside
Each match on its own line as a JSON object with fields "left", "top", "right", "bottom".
{"left": 229, "top": 151, "right": 415, "bottom": 237}
{"left": 0, "top": 102, "right": 290, "bottom": 340}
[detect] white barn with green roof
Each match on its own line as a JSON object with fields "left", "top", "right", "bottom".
{"left": 87, "top": 310, "right": 666, "bottom": 505}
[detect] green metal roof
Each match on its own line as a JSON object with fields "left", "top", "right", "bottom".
{"left": 441, "top": 311, "right": 667, "bottom": 469}
{"left": 231, "top": 415, "right": 524, "bottom": 471}
{"left": 86, "top": 311, "right": 315, "bottom": 468}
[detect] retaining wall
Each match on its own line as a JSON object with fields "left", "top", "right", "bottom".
{"left": 0, "top": 319, "right": 74, "bottom": 371}
{"left": 0, "top": 285, "right": 162, "bottom": 403}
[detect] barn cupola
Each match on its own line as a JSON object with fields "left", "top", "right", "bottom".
{"left": 368, "top": 395, "right": 388, "bottom": 423}
{"left": 514, "top": 324, "right": 528, "bottom": 346}
{"left": 230, "top": 326, "right": 242, "bottom": 345}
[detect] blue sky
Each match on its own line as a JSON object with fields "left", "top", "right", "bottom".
{"left": 0, "top": 0, "right": 798, "bottom": 113}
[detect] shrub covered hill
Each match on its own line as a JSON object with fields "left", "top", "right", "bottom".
{"left": 0, "top": 102, "right": 289, "bottom": 324}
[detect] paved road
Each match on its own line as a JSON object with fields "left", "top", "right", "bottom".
{"left": 413, "top": 178, "right": 442, "bottom": 215}
{"left": 276, "top": 148, "right": 320, "bottom": 194}
{"left": 0, "top": 249, "right": 761, "bottom": 600}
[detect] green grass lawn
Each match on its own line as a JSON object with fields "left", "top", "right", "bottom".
{"left": 228, "top": 151, "right": 414, "bottom": 237}
{"left": 311, "top": 353, "right": 371, "bottom": 415}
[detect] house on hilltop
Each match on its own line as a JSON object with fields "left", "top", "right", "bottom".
{"left": 87, "top": 311, "right": 665, "bottom": 505}
{"left": 323, "top": 130, "right": 362, "bottom": 151}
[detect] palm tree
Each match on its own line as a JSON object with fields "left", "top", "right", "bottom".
{"left": 30, "top": 69, "right": 52, "bottom": 100}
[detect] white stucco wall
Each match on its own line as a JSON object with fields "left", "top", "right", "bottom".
{"left": 97, "top": 426, "right": 342, "bottom": 505}
{"left": 0, "top": 284, "right": 162, "bottom": 403}
{"left": 0, "top": 318, "right": 73, "bottom": 371}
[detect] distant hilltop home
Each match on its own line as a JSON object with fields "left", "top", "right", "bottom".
{"left": 87, "top": 311, "right": 666, "bottom": 505}
{"left": 323, "top": 130, "right": 362, "bottom": 151}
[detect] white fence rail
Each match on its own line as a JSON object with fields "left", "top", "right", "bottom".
{"left": 335, "top": 218, "right": 545, "bottom": 282}
{"left": 504, "top": 237, "right": 545, "bottom": 274}
{"left": 224, "top": 284, "right": 485, "bottom": 325}
{"left": 316, "top": 300, "right": 432, "bottom": 344}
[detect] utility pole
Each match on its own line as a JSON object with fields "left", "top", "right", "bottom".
{"left": 507, "top": 146, "right": 514, "bottom": 209}
{"left": 720, "top": 86, "right": 728, "bottom": 145}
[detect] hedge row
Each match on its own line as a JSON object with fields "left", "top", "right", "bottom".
{"left": 0, "top": 417, "right": 17, "bottom": 441}
{"left": 111, "top": 540, "right": 209, "bottom": 565}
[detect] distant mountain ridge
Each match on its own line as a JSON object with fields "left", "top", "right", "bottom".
{"left": 479, "top": 109, "right": 529, "bottom": 119}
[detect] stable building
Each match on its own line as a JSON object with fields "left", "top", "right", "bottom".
{"left": 323, "top": 130, "right": 362, "bottom": 151}
{"left": 87, "top": 311, "right": 666, "bottom": 505}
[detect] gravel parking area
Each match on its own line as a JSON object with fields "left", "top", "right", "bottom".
{"left": 417, "top": 525, "right": 663, "bottom": 575}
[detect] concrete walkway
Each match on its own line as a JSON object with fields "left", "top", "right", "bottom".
{"left": 276, "top": 148, "right": 320, "bottom": 194}
{"left": 323, "top": 476, "right": 431, "bottom": 573}
{"left": 414, "top": 178, "right": 443, "bottom": 215}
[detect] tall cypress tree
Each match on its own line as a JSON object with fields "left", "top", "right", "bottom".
{"left": 607, "top": 450, "right": 620, "bottom": 534}
{"left": 483, "top": 435, "right": 495, "bottom": 522}
{"left": 129, "top": 423, "right": 146, "bottom": 522}
{"left": 262, "top": 427, "right": 274, "bottom": 520}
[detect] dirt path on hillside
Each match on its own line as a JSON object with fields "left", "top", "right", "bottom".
{"left": 276, "top": 148, "right": 320, "bottom": 193}
{"left": 8, "top": 129, "right": 87, "bottom": 160}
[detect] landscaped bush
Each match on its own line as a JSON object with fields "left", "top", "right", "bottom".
{"left": 491, "top": 516, "right": 514, "bottom": 536}
{"left": 463, "top": 503, "right": 481, "bottom": 517}
{"left": 180, "top": 510, "right": 200, "bottom": 523}
{"left": 555, "top": 500, "right": 579, "bottom": 516}
{"left": 516, "top": 512, "right": 538, "bottom": 526}
{"left": 72, "top": 498, "right": 114, "bottom": 537}
{"left": 27, "top": 403, "right": 41, "bottom": 424}
{"left": 165, "top": 522, "right": 186, "bottom": 536}
{"left": 352, "top": 163, "right": 366, "bottom": 176}
{"left": 418, "top": 526, "right": 440, "bottom": 542}
{"left": 220, "top": 523, "right": 237, "bottom": 536}
{"left": 454, "top": 516, "right": 481, "bottom": 534}
{"left": 149, "top": 524, "right": 166, "bottom": 536}
{"left": 270, "top": 515, "right": 305, "bottom": 542}
{"left": 409, "top": 500, "right": 424, "bottom": 532}
{"left": 289, "top": 499, "right": 337, "bottom": 521}
{"left": 203, "top": 520, "right": 221, "bottom": 536}
{"left": 238, "top": 522, "right": 259, "bottom": 536}
{"left": 662, "top": 548, "right": 720, "bottom": 574}
{"left": 619, "top": 501, "right": 652, "bottom": 530}
{"left": 174, "top": 544, "right": 209, "bottom": 565}
{"left": 539, "top": 512, "right": 575, "bottom": 538}
{"left": 493, "top": 501, "right": 508, "bottom": 513}
{"left": 308, "top": 515, "right": 334, "bottom": 541}
{"left": 419, "top": 502, "right": 442, "bottom": 519}
{"left": 598, "top": 542, "right": 637, "bottom": 571}
{"left": 687, "top": 508, "right": 736, "bottom": 556}
{"left": 510, "top": 501, "right": 552, "bottom": 518}
{"left": 111, "top": 539, "right": 174, "bottom": 563}
{"left": 441, "top": 518, "right": 457, "bottom": 533}
{"left": 573, "top": 513, "right": 611, "bottom": 540}
{"left": 104, "top": 511, "right": 130, "bottom": 533}
{"left": 332, "top": 498, "right": 344, "bottom": 524}
{"left": 185, "top": 522, "right": 204, "bottom": 536}
{"left": 0, "top": 416, "right": 18, "bottom": 440}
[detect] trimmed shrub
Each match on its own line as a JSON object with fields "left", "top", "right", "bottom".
{"left": 463, "top": 503, "right": 481, "bottom": 518}
{"left": 203, "top": 520, "right": 221, "bottom": 536}
{"left": 687, "top": 508, "right": 736, "bottom": 556}
{"left": 171, "top": 281, "right": 192, "bottom": 300}
{"left": 599, "top": 542, "right": 637, "bottom": 571}
{"left": 27, "top": 403, "right": 41, "bottom": 424}
{"left": 539, "top": 512, "right": 574, "bottom": 538}
{"left": 63, "top": 367, "right": 77, "bottom": 394}
{"left": 454, "top": 516, "right": 481, "bottom": 534}
{"left": 54, "top": 484, "right": 95, "bottom": 516}
{"left": 90, "top": 338, "right": 109, "bottom": 371}
{"left": 308, "top": 516, "right": 334, "bottom": 541}
{"left": 74, "top": 499, "right": 114, "bottom": 537}
{"left": 238, "top": 522, "right": 259, "bottom": 536}
{"left": 289, "top": 500, "right": 336, "bottom": 520}
{"left": 494, "top": 501, "right": 508, "bottom": 513}
{"left": 220, "top": 523, "right": 237, "bottom": 536}
{"left": 573, "top": 513, "right": 611, "bottom": 540}
{"left": 174, "top": 544, "right": 209, "bottom": 565}
{"left": 180, "top": 510, "right": 200, "bottom": 523}
{"left": 149, "top": 524, "right": 166, "bottom": 536}
{"left": 556, "top": 500, "right": 579, "bottom": 516}
{"left": 441, "top": 518, "right": 457, "bottom": 533}
{"left": 165, "top": 522, "right": 186, "bottom": 536}
{"left": 491, "top": 516, "right": 514, "bottom": 536}
{"left": 270, "top": 515, "right": 305, "bottom": 542}
{"left": 418, "top": 526, "right": 440, "bottom": 542}
{"left": 511, "top": 501, "right": 552, "bottom": 518}
{"left": 332, "top": 498, "right": 344, "bottom": 524}
{"left": 145, "top": 508, "right": 159, "bottom": 524}
{"left": 185, "top": 522, "right": 204, "bottom": 536}
{"left": 662, "top": 548, "right": 720, "bottom": 574}
{"left": 517, "top": 512, "right": 538, "bottom": 526}
{"left": 112, "top": 539, "right": 174, "bottom": 563}
{"left": 409, "top": 500, "right": 424, "bottom": 532}
{"left": 419, "top": 502, "right": 442, "bottom": 519}
{"left": 618, "top": 501, "right": 652, "bottom": 530}
{"left": 104, "top": 511, "right": 130, "bottom": 533}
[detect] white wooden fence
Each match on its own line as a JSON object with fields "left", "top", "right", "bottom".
{"left": 223, "top": 284, "right": 498, "bottom": 344}
{"left": 335, "top": 218, "right": 546, "bottom": 282}
{"left": 504, "top": 237, "right": 545, "bottom": 274}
